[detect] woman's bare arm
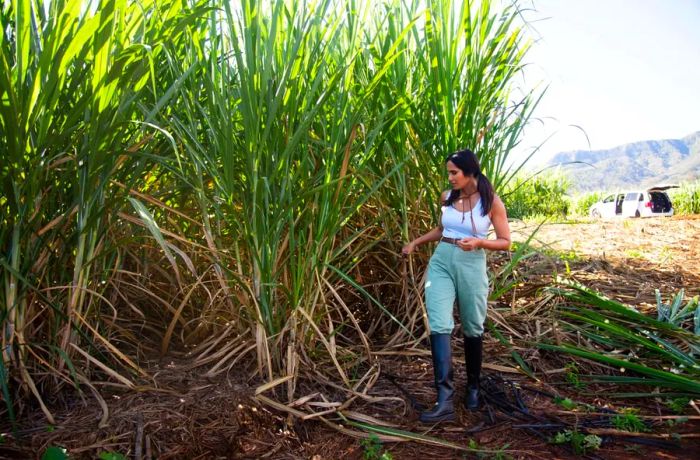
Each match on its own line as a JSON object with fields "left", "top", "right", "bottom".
{"left": 402, "top": 226, "right": 443, "bottom": 254}
{"left": 402, "top": 191, "right": 448, "bottom": 254}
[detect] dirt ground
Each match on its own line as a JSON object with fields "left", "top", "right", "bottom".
{"left": 2, "top": 216, "right": 699, "bottom": 459}
{"left": 514, "top": 214, "right": 700, "bottom": 278}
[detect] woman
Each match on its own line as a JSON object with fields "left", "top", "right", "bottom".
{"left": 402, "top": 149, "right": 511, "bottom": 423}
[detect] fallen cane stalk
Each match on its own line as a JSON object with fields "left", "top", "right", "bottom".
{"left": 584, "top": 428, "right": 700, "bottom": 439}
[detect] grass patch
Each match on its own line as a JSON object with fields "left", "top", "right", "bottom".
{"left": 550, "top": 430, "right": 602, "bottom": 455}
{"left": 611, "top": 409, "right": 648, "bottom": 432}
{"left": 360, "top": 434, "right": 393, "bottom": 460}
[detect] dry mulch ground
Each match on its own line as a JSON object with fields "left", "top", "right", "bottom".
{"left": 2, "top": 216, "right": 699, "bottom": 459}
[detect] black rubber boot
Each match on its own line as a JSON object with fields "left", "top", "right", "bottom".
{"left": 419, "top": 333, "right": 455, "bottom": 423}
{"left": 463, "top": 335, "right": 483, "bottom": 411}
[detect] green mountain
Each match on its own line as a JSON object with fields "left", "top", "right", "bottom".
{"left": 548, "top": 131, "right": 700, "bottom": 192}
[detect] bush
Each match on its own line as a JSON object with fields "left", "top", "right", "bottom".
{"left": 502, "top": 172, "right": 570, "bottom": 219}
{"left": 571, "top": 191, "right": 603, "bottom": 217}
{"left": 669, "top": 180, "right": 700, "bottom": 215}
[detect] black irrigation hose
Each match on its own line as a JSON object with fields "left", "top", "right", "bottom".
{"left": 464, "top": 421, "right": 485, "bottom": 433}
{"left": 510, "top": 381, "right": 528, "bottom": 413}
{"left": 382, "top": 371, "right": 432, "bottom": 382}
{"left": 383, "top": 369, "right": 534, "bottom": 418}
{"left": 524, "top": 427, "right": 549, "bottom": 441}
{"left": 482, "top": 375, "right": 548, "bottom": 422}
{"left": 382, "top": 369, "right": 678, "bottom": 453}
{"left": 482, "top": 396, "right": 534, "bottom": 421}
{"left": 514, "top": 423, "right": 567, "bottom": 429}
{"left": 484, "top": 401, "right": 496, "bottom": 424}
{"left": 583, "top": 419, "right": 617, "bottom": 428}
{"left": 623, "top": 437, "right": 680, "bottom": 450}
{"left": 519, "top": 384, "right": 556, "bottom": 399}
{"left": 384, "top": 372, "right": 426, "bottom": 411}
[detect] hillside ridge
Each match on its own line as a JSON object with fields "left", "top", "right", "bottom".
{"left": 548, "top": 131, "right": 700, "bottom": 191}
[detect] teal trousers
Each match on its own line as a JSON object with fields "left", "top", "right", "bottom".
{"left": 425, "top": 242, "right": 489, "bottom": 337}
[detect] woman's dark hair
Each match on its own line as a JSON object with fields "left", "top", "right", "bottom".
{"left": 443, "top": 149, "right": 495, "bottom": 216}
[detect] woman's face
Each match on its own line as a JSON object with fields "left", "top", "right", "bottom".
{"left": 446, "top": 160, "right": 472, "bottom": 190}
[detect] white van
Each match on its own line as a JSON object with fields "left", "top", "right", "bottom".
{"left": 589, "top": 186, "right": 676, "bottom": 218}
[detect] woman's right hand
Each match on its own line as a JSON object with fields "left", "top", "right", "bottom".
{"left": 401, "top": 241, "right": 416, "bottom": 255}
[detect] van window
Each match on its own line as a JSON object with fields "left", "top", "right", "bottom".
{"left": 603, "top": 195, "right": 614, "bottom": 203}
{"left": 625, "top": 192, "right": 639, "bottom": 201}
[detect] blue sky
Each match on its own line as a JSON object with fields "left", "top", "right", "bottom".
{"left": 517, "top": 0, "right": 700, "bottom": 166}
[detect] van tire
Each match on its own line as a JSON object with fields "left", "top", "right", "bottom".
{"left": 635, "top": 210, "right": 641, "bottom": 218}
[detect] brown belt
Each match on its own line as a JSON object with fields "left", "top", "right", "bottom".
{"left": 440, "top": 237, "right": 460, "bottom": 245}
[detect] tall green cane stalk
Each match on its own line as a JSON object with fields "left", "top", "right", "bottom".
{"left": 0, "top": 0, "right": 211, "bottom": 421}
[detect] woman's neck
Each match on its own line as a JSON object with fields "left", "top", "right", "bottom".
{"left": 459, "top": 185, "right": 478, "bottom": 198}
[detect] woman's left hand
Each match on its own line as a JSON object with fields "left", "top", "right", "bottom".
{"left": 458, "top": 237, "right": 481, "bottom": 251}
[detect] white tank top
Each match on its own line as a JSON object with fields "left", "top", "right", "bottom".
{"left": 441, "top": 197, "right": 492, "bottom": 239}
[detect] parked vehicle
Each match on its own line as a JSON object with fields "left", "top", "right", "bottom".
{"left": 589, "top": 186, "right": 676, "bottom": 218}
